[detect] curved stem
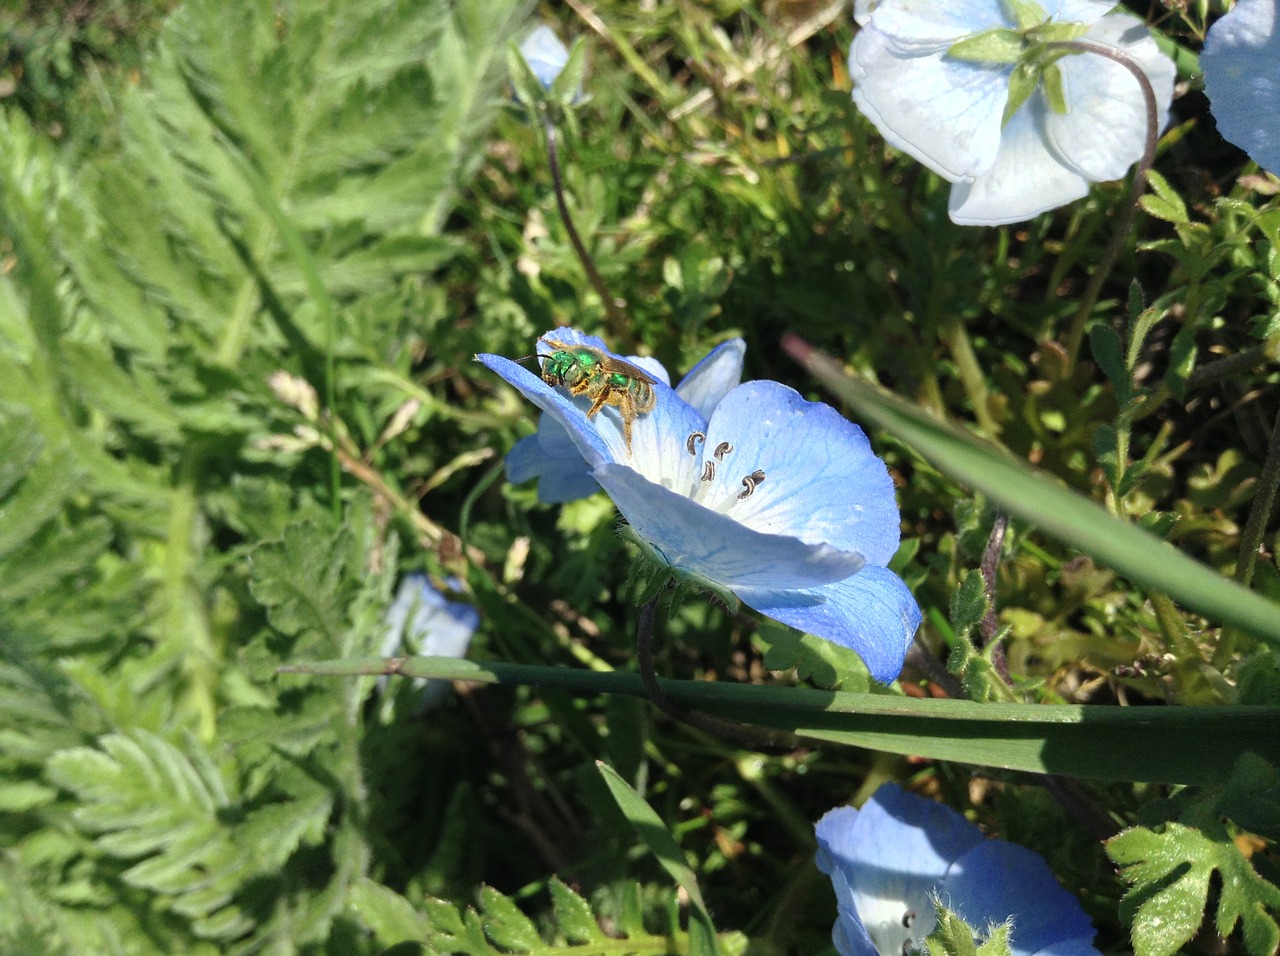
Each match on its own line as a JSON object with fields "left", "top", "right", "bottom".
{"left": 636, "top": 598, "right": 796, "bottom": 749}
{"left": 543, "top": 116, "right": 628, "bottom": 338}
{"left": 1048, "top": 39, "right": 1160, "bottom": 371}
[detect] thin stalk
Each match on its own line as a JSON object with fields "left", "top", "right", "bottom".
{"left": 1051, "top": 40, "right": 1160, "bottom": 370}
{"left": 979, "top": 513, "right": 1011, "bottom": 684}
{"left": 1236, "top": 403, "right": 1280, "bottom": 588}
{"left": 941, "top": 316, "right": 999, "bottom": 435}
{"left": 543, "top": 116, "right": 628, "bottom": 338}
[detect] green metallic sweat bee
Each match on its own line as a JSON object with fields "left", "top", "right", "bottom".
{"left": 538, "top": 337, "right": 657, "bottom": 454}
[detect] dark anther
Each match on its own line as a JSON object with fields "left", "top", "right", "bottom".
{"left": 701, "top": 461, "right": 716, "bottom": 482}
{"left": 686, "top": 431, "right": 706, "bottom": 455}
{"left": 737, "top": 469, "right": 766, "bottom": 499}
{"left": 713, "top": 441, "right": 733, "bottom": 460}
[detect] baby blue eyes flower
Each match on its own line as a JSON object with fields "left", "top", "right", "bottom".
{"left": 519, "top": 24, "right": 572, "bottom": 90}
{"left": 379, "top": 575, "right": 479, "bottom": 710}
{"left": 1201, "top": 0, "right": 1280, "bottom": 176}
{"left": 848, "top": 0, "right": 1175, "bottom": 226}
{"left": 478, "top": 329, "right": 921, "bottom": 683}
{"left": 816, "top": 784, "right": 1101, "bottom": 956}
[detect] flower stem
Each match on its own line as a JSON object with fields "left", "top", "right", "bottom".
{"left": 940, "top": 316, "right": 999, "bottom": 435}
{"left": 1049, "top": 40, "right": 1160, "bottom": 371}
{"left": 1236, "top": 403, "right": 1280, "bottom": 588}
{"left": 635, "top": 598, "right": 795, "bottom": 749}
{"left": 543, "top": 116, "right": 628, "bottom": 338}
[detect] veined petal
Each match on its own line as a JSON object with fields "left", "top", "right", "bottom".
{"left": 675, "top": 338, "right": 746, "bottom": 420}
{"left": 850, "top": 25, "right": 1009, "bottom": 181}
{"left": 736, "top": 566, "right": 920, "bottom": 683}
{"left": 1047, "top": 12, "right": 1175, "bottom": 182}
{"left": 696, "top": 381, "right": 901, "bottom": 565}
{"left": 944, "top": 841, "right": 1101, "bottom": 955}
{"left": 869, "top": 0, "right": 1011, "bottom": 48}
{"left": 594, "top": 463, "right": 868, "bottom": 589}
{"left": 1202, "top": 0, "right": 1280, "bottom": 176}
{"left": 948, "top": 96, "right": 1090, "bottom": 225}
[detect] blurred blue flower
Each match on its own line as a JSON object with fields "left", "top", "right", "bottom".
{"left": 1201, "top": 0, "right": 1280, "bottom": 176}
{"left": 478, "top": 329, "right": 921, "bottom": 683}
{"left": 507, "top": 335, "right": 746, "bottom": 504}
{"left": 816, "top": 784, "right": 1101, "bottom": 955}
{"left": 848, "top": 0, "right": 1175, "bottom": 225}
{"left": 519, "top": 24, "right": 572, "bottom": 90}
{"left": 379, "top": 574, "right": 479, "bottom": 710}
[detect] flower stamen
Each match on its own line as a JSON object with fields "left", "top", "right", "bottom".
{"left": 686, "top": 431, "right": 706, "bottom": 455}
{"left": 713, "top": 441, "right": 733, "bottom": 460}
{"left": 737, "top": 469, "right": 765, "bottom": 499}
{"left": 701, "top": 461, "right": 716, "bottom": 482}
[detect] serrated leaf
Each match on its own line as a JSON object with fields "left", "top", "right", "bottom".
{"left": 1109, "top": 822, "right": 1280, "bottom": 956}
{"left": 1142, "top": 169, "right": 1189, "bottom": 225}
{"left": 476, "top": 885, "right": 540, "bottom": 951}
{"left": 548, "top": 878, "right": 601, "bottom": 945}
{"left": 348, "top": 878, "right": 430, "bottom": 945}
{"left": 950, "top": 569, "right": 989, "bottom": 636}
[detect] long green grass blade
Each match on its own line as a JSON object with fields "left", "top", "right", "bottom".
{"left": 781, "top": 334, "right": 1280, "bottom": 650}
{"left": 595, "top": 762, "right": 719, "bottom": 956}
{"left": 290, "top": 657, "right": 1280, "bottom": 785}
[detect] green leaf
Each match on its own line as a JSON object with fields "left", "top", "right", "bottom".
{"left": 948, "top": 29, "right": 1025, "bottom": 65}
{"left": 783, "top": 337, "right": 1280, "bottom": 651}
{"left": 1000, "top": 0, "right": 1048, "bottom": 30}
{"left": 1140, "top": 169, "right": 1189, "bottom": 225}
{"left": 1002, "top": 63, "right": 1039, "bottom": 126}
{"left": 548, "top": 878, "right": 603, "bottom": 945}
{"left": 1109, "top": 822, "right": 1280, "bottom": 956}
{"left": 292, "top": 657, "right": 1280, "bottom": 784}
{"left": 950, "top": 569, "right": 989, "bottom": 636}
{"left": 595, "top": 761, "right": 720, "bottom": 955}
{"left": 477, "top": 886, "right": 540, "bottom": 951}
{"left": 1040, "top": 62, "right": 1067, "bottom": 114}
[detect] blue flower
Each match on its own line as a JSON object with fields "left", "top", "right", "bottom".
{"left": 1201, "top": 0, "right": 1280, "bottom": 176}
{"left": 519, "top": 24, "right": 572, "bottom": 91}
{"left": 507, "top": 334, "right": 747, "bottom": 504}
{"left": 816, "top": 784, "right": 1101, "bottom": 956}
{"left": 478, "top": 329, "right": 921, "bottom": 683}
{"left": 379, "top": 575, "right": 479, "bottom": 710}
{"left": 848, "top": 0, "right": 1175, "bottom": 225}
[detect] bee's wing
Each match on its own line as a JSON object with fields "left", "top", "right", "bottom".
{"left": 601, "top": 355, "right": 658, "bottom": 384}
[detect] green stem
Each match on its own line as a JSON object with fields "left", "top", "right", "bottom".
{"left": 1236, "top": 404, "right": 1280, "bottom": 588}
{"left": 940, "top": 316, "right": 998, "bottom": 435}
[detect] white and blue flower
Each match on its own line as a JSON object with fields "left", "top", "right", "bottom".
{"left": 519, "top": 24, "right": 572, "bottom": 91}
{"left": 1201, "top": 0, "right": 1280, "bottom": 177}
{"left": 848, "top": 0, "right": 1176, "bottom": 225}
{"left": 816, "top": 784, "right": 1101, "bottom": 956}
{"left": 379, "top": 575, "right": 479, "bottom": 710}
{"left": 478, "top": 329, "right": 921, "bottom": 683}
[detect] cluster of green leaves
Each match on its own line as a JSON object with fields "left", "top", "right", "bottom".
{"left": 2, "top": 0, "right": 1280, "bottom": 954}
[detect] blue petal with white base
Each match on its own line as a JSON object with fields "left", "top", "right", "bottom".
{"left": 519, "top": 25, "right": 571, "bottom": 90}
{"left": 379, "top": 575, "right": 480, "bottom": 710}
{"left": 480, "top": 330, "right": 921, "bottom": 683}
{"left": 816, "top": 784, "right": 1101, "bottom": 956}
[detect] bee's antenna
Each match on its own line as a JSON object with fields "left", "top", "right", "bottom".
{"left": 542, "top": 117, "right": 628, "bottom": 338}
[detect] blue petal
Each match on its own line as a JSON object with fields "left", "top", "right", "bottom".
{"left": 735, "top": 567, "right": 920, "bottom": 683}
{"left": 519, "top": 25, "right": 570, "bottom": 89}
{"left": 507, "top": 427, "right": 600, "bottom": 503}
{"left": 594, "top": 463, "right": 868, "bottom": 589}
{"left": 944, "top": 841, "right": 1100, "bottom": 956}
{"left": 675, "top": 338, "right": 746, "bottom": 420}
{"left": 379, "top": 575, "right": 479, "bottom": 708}
{"left": 1202, "top": 0, "right": 1280, "bottom": 176}
{"left": 698, "top": 380, "right": 902, "bottom": 565}
{"left": 817, "top": 785, "right": 987, "bottom": 954}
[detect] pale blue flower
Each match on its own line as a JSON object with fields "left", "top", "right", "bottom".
{"left": 519, "top": 24, "right": 572, "bottom": 90}
{"left": 849, "top": 0, "right": 1175, "bottom": 225}
{"left": 478, "top": 329, "right": 921, "bottom": 683}
{"left": 379, "top": 575, "right": 479, "bottom": 710}
{"left": 1201, "top": 0, "right": 1280, "bottom": 176}
{"left": 816, "top": 784, "right": 1101, "bottom": 956}
{"left": 507, "top": 334, "right": 747, "bottom": 504}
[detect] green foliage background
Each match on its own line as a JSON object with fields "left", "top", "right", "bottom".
{"left": 0, "top": 0, "right": 1278, "bottom": 954}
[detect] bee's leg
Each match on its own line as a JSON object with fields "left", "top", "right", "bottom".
{"left": 586, "top": 391, "right": 609, "bottom": 418}
{"left": 622, "top": 415, "right": 633, "bottom": 454}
